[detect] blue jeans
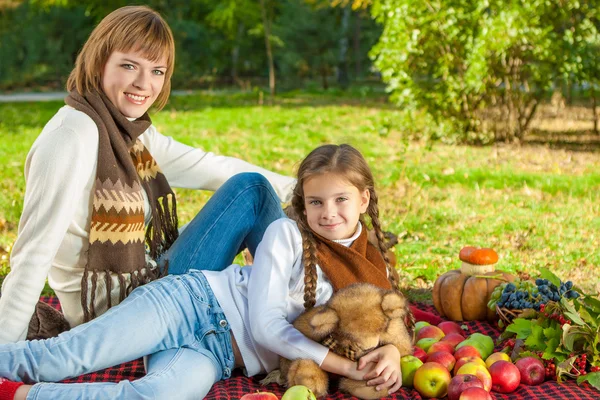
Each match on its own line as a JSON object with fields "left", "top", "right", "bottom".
{"left": 0, "top": 272, "right": 234, "bottom": 399}
{"left": 0, "top": 172, "right": 285, "bottom": 399}
{"left": 164, "top": 172, "right": 286, "bottom": 274}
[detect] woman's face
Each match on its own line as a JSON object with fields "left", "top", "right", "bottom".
{"left": 101, "top": 50, "right": 167, "bottom": 118}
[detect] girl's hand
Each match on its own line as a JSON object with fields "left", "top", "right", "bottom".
{"left": 357, "top": 344, "right": 402, "bottom": 394}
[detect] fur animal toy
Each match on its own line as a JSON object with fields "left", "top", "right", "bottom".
{"left": 267, "top": 283, "right": 414, "bottom": 399}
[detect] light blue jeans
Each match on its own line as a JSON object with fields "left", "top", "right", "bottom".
{"left": 0, "top": 272, "right": 233, "bottom": 399}
{"left": 0, "top": 172, "right": 286, "bottom": 399}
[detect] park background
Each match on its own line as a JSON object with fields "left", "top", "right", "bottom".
{"left": 0, "top": 0, "right": 599, "bottom": 299}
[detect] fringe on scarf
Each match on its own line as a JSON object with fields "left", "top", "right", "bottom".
{"left": 146, "top": 193, "right": 179, "bottom": 260}
{"left": 81, "top": 263, "right": 170, "bottom": 322}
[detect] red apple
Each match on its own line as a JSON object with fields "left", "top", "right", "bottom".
{"left": 515, "top": 357, "right": 545, "bottom": 386}
{"left": 459, "top": 387, "right": 493, "bottom": 400}
{"left": 454, "top": 345, "right": 482, "bottom": 360}
{"left": 428, "top": 340, "right": 455, "bottom": 355}
{"left": 417, "top": 325, "right": 446, "bottom": 342}
{"left": 427, "top": 351, "right": 456, "bottom": 372}
{"left": 413, "top": 362, "right": 452, "bottom": 398}
{"left": 413, "top": 346, "right": 428, "bottom": 363}
{"left": 456, "top": 362, "right": 492, "bottom": 392}
{"left": 414, "top": 321, "right": 431, "bottom": 336}
{"left": 438, "top": 321, "right": 465, "bottom": 337}
{"left": 447, "top": 374, "right": 485, "bottom": 400}
{"left": 454, "top": 357, "right": 486, "bottom": 375}
{"left": 489, "top": 360, "right": 521, "bottom": 393}
{"left": 241, "top": 391, "right": 279, "bottom": 400}
{"left": 442, "top": 333, "right": 467, "bottom": 348}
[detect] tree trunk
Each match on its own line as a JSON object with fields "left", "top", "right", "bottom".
{"left": 337, "top": 6, "right": 351, "bottom": 88}
{"left": 517, "top": 99, "right": 539, "bottom": 141}
{"left": 322, "top": 68, "right": 329, "bottom": 90}
{"left": 231, "top": 22, "right": 244, "bottom": 87}
{"left": 592, "top": 84, "right": 599, "bottom": 135}
{"left": 259, "top": 0, "right": 276, "bottom": 97}
{"left": 353, "top": 12, "right": 361, "bottom": 78}
{"left": 504, "top": 76, "right": 516, "bottom": 142}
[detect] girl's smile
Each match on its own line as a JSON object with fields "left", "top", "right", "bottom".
{"left": 303, "top": 173, "right": 370, "bottom": 241}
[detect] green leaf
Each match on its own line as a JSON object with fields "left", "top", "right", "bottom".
{"left": 525, "top": 323, "right": 545, "bottom": 351}
{"left": 542, "top": 337, "right": 562, "bottom": 361}
{"left": 578, "top": 307, "right": 598, "bottom": 329}
{"left": 563, "top": 325, "right": 588, "bottom": 352}
{"left": 584, "top": 296, "right": 600, "bottom": 314}
{"left": 577, "top": 372, "right": 600, "bottom": 391}
{"left": 538, "top": 267, "right": 561, "bottom": 288}
{"left": 561, "top": 298, "right": 588, "bottom": 326}
{"left": 506, "top": 318, "right": 533, "bottom": 339}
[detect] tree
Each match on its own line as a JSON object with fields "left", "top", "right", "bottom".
{"left": 370, "top": 0, "right": 595, "bottom": 143}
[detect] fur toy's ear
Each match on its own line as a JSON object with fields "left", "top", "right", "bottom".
{"left": 310, "top": 308, "right": 340, "bottom": 338}
{"left": 381, "top": 291, "right": 408, "bottom": 320}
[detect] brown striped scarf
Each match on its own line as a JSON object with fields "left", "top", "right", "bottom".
{"left": 66, "top": 90, "right": 178, "bottom": 321}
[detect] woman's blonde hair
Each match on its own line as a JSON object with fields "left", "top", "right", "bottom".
{"left": 290, "top": 144, "right": 399, "bottom": 309}
{"left": 66, "top": 6, "right": 175, "bottom": 110}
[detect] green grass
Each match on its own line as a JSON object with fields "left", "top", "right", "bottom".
{"left": 1, "top": 90, "right": 599, "bottom": 300}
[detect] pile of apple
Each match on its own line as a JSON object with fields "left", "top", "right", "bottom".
{"left": 240, "top": 385, "right": 316, "bottom": 400}
{"left": 402, "top": 321, "right": 546, "bottom": 399}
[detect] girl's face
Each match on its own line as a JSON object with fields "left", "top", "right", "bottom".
{"left": 101, "top": 50, "right": 167, "bottom": 118}
{"left": 303, "top": 173, "right": 370, "bottom": 241}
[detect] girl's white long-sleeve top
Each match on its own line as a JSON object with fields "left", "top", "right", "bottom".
{"left": 0, "top": 105, "right": 295, "bottom": 344}
{"left": 202, "top": 218, "right": 363, "bottom": 377}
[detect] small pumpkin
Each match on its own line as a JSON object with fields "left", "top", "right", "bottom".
{"left": 433, "top": 247, "right": 515, "bottom": 322}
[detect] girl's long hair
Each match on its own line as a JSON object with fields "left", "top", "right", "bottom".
{"left": 290, "top": 144, "right": 399, "bottom": 309}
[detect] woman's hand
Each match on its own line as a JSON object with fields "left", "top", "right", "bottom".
{"left": 357, "top": 344, "right": 402, "bottom": 394}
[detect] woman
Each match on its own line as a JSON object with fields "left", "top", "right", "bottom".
{"left": 0, "top": 5, "right": 294, "bottom": 344}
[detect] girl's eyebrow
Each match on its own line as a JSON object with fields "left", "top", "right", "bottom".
{"left": 122, "top": 58, "right": 167, "bottom": 69}
{"left": 306, "top": 192, "right": 351, "bottom": 199}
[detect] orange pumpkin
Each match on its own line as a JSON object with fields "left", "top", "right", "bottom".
{"left": 432, "top": 247, "right": 515, "bottom": 322}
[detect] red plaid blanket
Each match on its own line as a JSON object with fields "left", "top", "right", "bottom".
{"left": 40, "top": 296, "right": 598, "bottom": 399}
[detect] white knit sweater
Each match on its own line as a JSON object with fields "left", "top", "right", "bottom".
{"left": 203, "top": 218, "right": 363, "bottom": 376}
{"left": 0, "top": 105, "right": 295, "bottom": 344}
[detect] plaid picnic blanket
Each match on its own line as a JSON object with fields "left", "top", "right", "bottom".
{"left": 40, "top": 296, "right": 598, "bottom": 399}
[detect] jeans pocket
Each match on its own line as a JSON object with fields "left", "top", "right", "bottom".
{"left": 178, "top": 275, "right": 212, "bottom": 306}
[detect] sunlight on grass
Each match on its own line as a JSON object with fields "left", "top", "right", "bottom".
{"left": 1, "top": 91, "right": 599, "bottom": 299}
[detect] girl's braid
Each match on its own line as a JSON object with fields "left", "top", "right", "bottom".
{"left": 367, "top": 188, "right": 399, "bottom": 291}
{"left": 299, "top": 224, "right": 319, "bottom": 309}
{"left": 292, "top": 190, "right": 319, "bottom": 310}
{"left": 368, "top": 188, "right": 415, "bottom": 330}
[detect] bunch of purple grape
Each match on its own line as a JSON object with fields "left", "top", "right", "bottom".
{"left": 495, "top": 278, "right": 580, "bottom": 311}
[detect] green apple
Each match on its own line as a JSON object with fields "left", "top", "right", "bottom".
{"left": 416, "top": 337, "right": 439, "bottom": 353}
{"left": 401, "top": 355, "right": 424, "bottom": 387}
{"left": 455, "top": 336, "right": 493, "bottom": 360}
{"left": 468, "top": 333, "right": 494, "bottom": 359}
{"left": 281, "top": 385, "right": 317, "bottom": 400}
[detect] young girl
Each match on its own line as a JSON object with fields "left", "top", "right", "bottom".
{"left": 0, "top": 144, "right": 410, "bottom": 400}
{"left": 0, "top": 5, "right": 293, "bottom": 345}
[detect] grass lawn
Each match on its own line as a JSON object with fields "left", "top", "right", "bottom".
{"left": 1, "top": 90, "right": 599, "bottom": 301}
